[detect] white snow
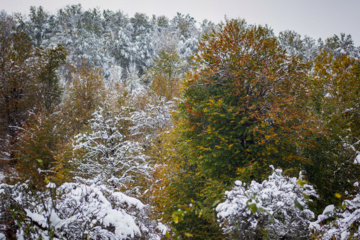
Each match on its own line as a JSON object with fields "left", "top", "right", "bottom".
{"left": 217, "top": 166, "right": 317, "bottom": 239}
{"left": 354, "top": 153, "right": 360, "bottom": 164}
{"left": 310, "top": 183, "right": 360, "bottom": 239}
{"left": 0, "top": 181, "right": 161, "bottom": 239}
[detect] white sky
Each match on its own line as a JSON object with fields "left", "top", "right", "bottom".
{"left": 1, "top": 0, "right": 360, "bottom": 45}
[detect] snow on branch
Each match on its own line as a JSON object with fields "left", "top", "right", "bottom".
{"left": 216, "top": 166, "right": 317, "bottom": 239}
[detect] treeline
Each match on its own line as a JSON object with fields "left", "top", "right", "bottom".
{"left": 0, "top": 5, "right": 360, "bottom": 239}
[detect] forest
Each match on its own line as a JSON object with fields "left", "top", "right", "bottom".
{"left": 0, "top": 4, "right": 360, "bottom": 239}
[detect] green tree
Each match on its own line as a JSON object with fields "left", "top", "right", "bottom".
{"left": 164, "top": 19, "right": 313, "bottom": 238}
{"left": 305, "top": 50, "right": 360, "bottom": 210}
{"left": 180, "top": 19, "right": 311, "bottom": 182}
{"left": 0, "top": 25, "right": 34, "bottom": 162}
{"left": 37, "top": 45, "right": 67, "bottom": 111}
{"left": 28, "top": 6, "right": 51, "bottom": 46}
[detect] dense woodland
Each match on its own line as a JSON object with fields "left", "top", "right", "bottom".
{"left": 0, "top": 5, "right": 360, "bottom": 239}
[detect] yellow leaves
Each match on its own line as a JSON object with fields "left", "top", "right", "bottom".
{"left": 297, "top": 179, "right": 308, "bottom": 188}
{"left": 264, "top": 134, "right": 272, "bottom": 140}
{"left": 172, "top": 210, "right": 184, "bottom": 224}
{"left": 335, "top": 193, "right": 342, "bottom": 199}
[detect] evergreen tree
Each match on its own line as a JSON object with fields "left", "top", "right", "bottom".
{"left": 27, "top": 6, "right": 52, "bottom": 46}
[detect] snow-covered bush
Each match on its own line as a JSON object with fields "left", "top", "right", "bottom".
{"left": 310, "top": 182, "right": 360, "bottom": 240}
{"left": 216, "top": 167, "right": 317, "bottom": 239}
{"left": 0, "top": 181, "right": 161, "bottom": 239}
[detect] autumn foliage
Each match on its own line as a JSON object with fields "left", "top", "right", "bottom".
{"left": 1, "top": 7, "right": 360, "bottom": 239}
{"left": 180, "top": 19, "right": 312, "bottom": 181}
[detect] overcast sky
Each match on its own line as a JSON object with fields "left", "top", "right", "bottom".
{"left": 1, "top": 0, "right": 360, "bottom": 45}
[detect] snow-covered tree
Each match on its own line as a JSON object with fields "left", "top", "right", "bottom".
{"left": 0, "top": 181, "right": 162, "bottom": 239}
{"left": 278, "top": 30, "right": 319, "bottom": 61}
{"left": 129, "top": 96, "right": 174, "bottom": 147}
{"left": 26, "top": 6, "right": 54, "bottom": 46}
{"left": 310, "top": 182, "right": 360, "bottom": 240}
{"left": 72, "top": 107, "right": 150, "bottom": 194}
{"left": 170, "top": 13, "right": 197, "bottom": 39}
{"left": 324, "top": 33, "right": 360, "bottom": 58}
{"left": 111, "top": 25, "right": 136, "bottom": 78}
{"left": 112, "top": 21, "right": 154, "bottom": 79}
{"left": 152, "top": 28, "right": 180, "bottom": 55}
{"left": 216, "top": 167, "right": 317, "bottom": 239}
{"left": 178, "top": 35, "right": 198, "bottom": 61}
{"left": 126, "top": 64, "right": 142, "bottom": 91}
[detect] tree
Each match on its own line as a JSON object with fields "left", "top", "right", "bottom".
{"left": 62, "top": 64, "right": 105, "bottom": 134}
{"left": 278, "top": 30, "right": 319, "bottom": 61}
{"left": 144, "top": 50, "right": 187, "bottom": 100}
{"left": 72, "top": 107, "right": 150, "bottom": 196}
{"left": 179, "top": 19, "right": 311, "bottom": 182}
{"left": 129, "top": 94, "right": 174, "bottom": 146}
{"left": 111, "top": 17, "right": 154, "bottom": 79}
{"left": 304, "top": 50, "right": 360, "bottom": 210}
{"left": 13, "top": 111, "right": 68, "bottom": 188}
{"left": 0, "top": 27, "right": 36, "bottom": 162}
{"left": 178, "top": 35, "right": 198, "bottom": 61}
{"left": 323, "top": 33, "right": 359, "bottom": 58}
{"left": 217, "top": 167, "right": 317, "bottom": 239}
{"left": 27, "top": 6, "right": 52, "bottom": 46}
{"left": 170, "top": 13, "right": 197, "bottom": 39}
{"left": 131, "top": 12, "right": 152, "bottom": 36}
{"left": 163, "top": 19, "right": 314, "bottom": 238}
{"left": 0, "top": 19, "right": 66, "bottom": 163}
{"left": 37, "top": 45, "right": 67, "bottom": 111}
